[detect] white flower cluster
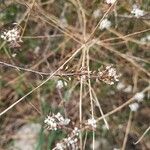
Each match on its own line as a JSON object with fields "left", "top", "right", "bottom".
{"left": 113, "top": 148, "right": 120, "bottom": 150}
{"left": 131, "top": 5, "right": 145, "bottom": 18}
{"left": 93, "top": 9, "right": 101, "bottom": 18}
{"left": 1, "top": 27, "right": 21, "bottom": 43}
{"left": 116, "top": 82, "right": 133, "bottom": 93}
{"left": 56, "top": 80, "right": 67, "bottom": 89}
{"left": 60, "top": 18, "right": 68, "bottom": 28}
{"left": 53, "top": 127, "right": 80, "bottom": 150}
{"left": 106, "top": 0, "right": 116, "bottom": 4}
{"left": 99, "top": 18, "right": 111, "bottom": 30}
{"left": 116, "top": 82, "right": 126, "bottom": 90}
{"left": 123, "top": 85, "right": 132, "bottom": 93}
{"left": 99, "top": 65, "right": 120, "bottom": 85}
{"left": 116, "top": 81, "right": 133, "bottom": 93}
{"left": 54, "top": 143, "right": 65, "bottom": 150}
{"left": 134, "top": 92, "right": 145, "bottom": 102}
{"left": 106, "top": 66, "right": 119, "bottom": 79}
{"left": 129, "top": 92, "right": 145, "bottom": 112}
{"left": 87, "top": 118, "right": 97, "bottom": 129}
{"left": 44, "top": 113, "right": 70, "bottom": 130}
{"left": 129, "top": 102, "right": 139, "bottom": 112}
{"left": 72, "top": 127, "right": 80, "bottom": 136}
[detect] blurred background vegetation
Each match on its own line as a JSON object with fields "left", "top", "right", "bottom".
{"left": 0, "top": 0, "right": 149, "bottom": 150}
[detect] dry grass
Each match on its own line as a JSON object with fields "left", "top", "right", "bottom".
{"left": 0, "top": 0, "right": 150, "bottom": 149}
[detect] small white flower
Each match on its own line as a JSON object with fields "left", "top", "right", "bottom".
{"left": 98, "top": 65, "right": 120, "bottom": 85}
{"left": 12, "top": 53, "right": 17, "bottom": 57}
{"left": 64, "top": 81, "right": 67, "bottom": 86}
{"left": 106, "top": 0, "right": 116, "bottom": 4}
{"left": 113, "top": 148, "right": 120, "bottom": 150}
{"left": 44, "top": 113, "right": 70, "bottom": 131}
{"left": 56, "top": 80, "right": 67, "bottom": 89}
{"left": 131, "top": 5, "right": 145, "bottom": 18}
{"left": 73, "top": 127, "right": 80, "bottom": 136}
{"left": 61, "top": 118, "right": 70, "bottom": 126}
{"left": 53, "top": 127, "right": 79, "bottom": 150}
{"left": 87, "top": 118, "right": 97, "bottom": 128}
{"left": 99, "top": 18, "right": 111, "bottom": 30}
{"left": 106, "top": 65, "right": 119, "bottom": 84}
{"left": 93, "top": 9, "right": 101, "bottom": 18}
{"left": 56, "top": 80, "right": 64, "bottom": 89}
{"left": 117, "top": 82, "right": 125, "bottom": 90}
{"left": 55, "top": 143, "right": 64, "bottom": 150}
{"left": 123, "top": 85, "right": 132, "bottom": 93}
{"left": 129, "top": 102, "right": 139, "bottom": 112}
{"left": 0, "top": 35, "right": 4, "bottom": 39}
{"left": 60, "top": 18, "right": 68, "bottom": 28}
{"left": 107, "top": 66, "right": 118, "bottom": 81}
{"left": 44, "top": 116, "right": 57, "bottom": 130}
{"left": 147, "top": 35, "right": 150, "bottom": 41}
{"left": 134, "top": 92, "right": 144, "bottom": 102}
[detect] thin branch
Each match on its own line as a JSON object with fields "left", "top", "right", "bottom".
{"left": 121, "top": 111, "right": 133, "bottom": 150}
{"left": 86, "top": 1, "right": 117, "bottom": 42}
{"left": 86, "top": 46, "right": 95, "bottom": 150}
{"left": 134, "top": 126, "right": 150, "bottom": 145}
{"left": 92, "top": 89, "right": 109, "bottom": 130}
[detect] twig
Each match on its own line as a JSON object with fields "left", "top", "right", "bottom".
{"left": 86, "top": 0, "right": 117, "bottom": 42}
{"left": 121, "top": 111, "right": 133, "bottom": 150}
{"left": 86, "top": 46, "right": 95, "bottom": 150}
{"left": 134, "top": 126, "right": 150, "bottom": 145}
{"left": 92, "top": 89, "right": 109, "bottom": 130}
